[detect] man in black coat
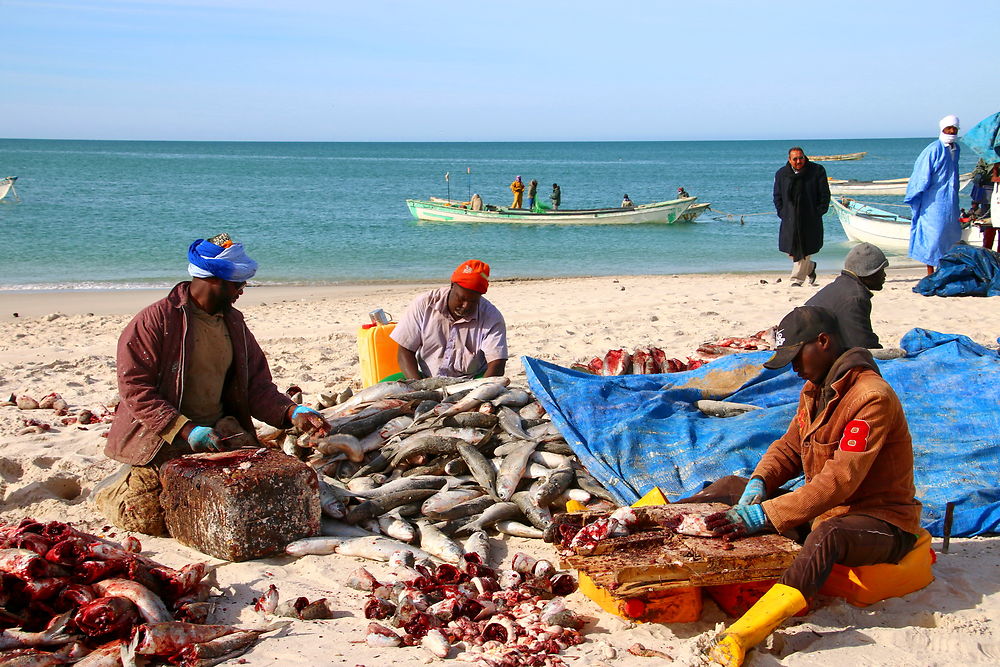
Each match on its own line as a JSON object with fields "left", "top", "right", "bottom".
{"left": 773, "top": 147, "right": 831, "bottom": 286}
{"left": 805, "top": 242, "right": 888, "bottom": 349}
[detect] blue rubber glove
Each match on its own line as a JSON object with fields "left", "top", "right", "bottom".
{"left": 726, "top": 504, "right": 767, "bottom": 535}
{"left": 187, "top": 425, "right": 220, "bottom": 452}
{"left": 290, "top": 405, "right": 331, "bottom": 437}
{"left": 737, "top": 477, "right": 767, "bottom": 506}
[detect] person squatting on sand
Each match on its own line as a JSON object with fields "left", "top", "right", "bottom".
{"left": 773, "top": 147, "right": 830, "bottom": 287}
{"left": 805, "top": 242, "right": 888, "bottom": 350}
{"left": 390, "top": 259, "right": 508, "bottom": 380}
{"left": 682, "top": 306, "right": 921, "bottom": 667}
{"left": 905, "top": 114, "right": 963, "bottom": 275}
{"left": 95, "top": 233, "right": 331, "bottom": 535}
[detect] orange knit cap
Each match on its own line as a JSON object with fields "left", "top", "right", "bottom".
{"left": 451, "top": 259, "right": 491, "bottom": 294}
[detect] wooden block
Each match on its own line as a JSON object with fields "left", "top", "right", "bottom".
{"left": 160, "top": 448, "right": 320, "bottom": 561}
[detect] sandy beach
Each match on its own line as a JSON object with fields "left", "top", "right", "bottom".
{"left": 1, "top": 268, "right": 999, "bottom": 666}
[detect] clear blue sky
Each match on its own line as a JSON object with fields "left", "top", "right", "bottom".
{"left": 3, "top": 0, "right": 995, "bottom": 141}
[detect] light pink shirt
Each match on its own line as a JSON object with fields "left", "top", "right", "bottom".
{"left": 390, "top": 286, "right": 508, "bottom": 377}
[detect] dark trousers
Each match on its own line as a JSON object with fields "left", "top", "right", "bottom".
{"left": 677, "top": 476, "right": 917, "bottom": 599}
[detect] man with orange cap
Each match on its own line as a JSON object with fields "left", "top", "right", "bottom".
{"left": 391, "top": 260, "right": 508, "bottom": 379}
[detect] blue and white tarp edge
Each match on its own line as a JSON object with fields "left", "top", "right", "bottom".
{"left": 523, "top": 329, "right": 1000, "bottom": 537}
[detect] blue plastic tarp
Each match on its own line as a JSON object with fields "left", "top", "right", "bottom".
{"left": 914, "top": 244, "right": 1000, "bottom": 297}
{"left": 523, "top": 329, "right": 1000, "bottom": 537}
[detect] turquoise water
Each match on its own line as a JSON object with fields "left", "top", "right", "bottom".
{"left": 0, "top": 139, "right": 981, "bottom": 288}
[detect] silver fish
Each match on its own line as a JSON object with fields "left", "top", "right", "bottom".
{"left": 454, "top": 502, "right": 521, "bottom": 535}
{"left": 92, "top": 579, "right": 172, "bottom": 624}
{"left": 694, "top": 399, "right": 764, "bottom": 418}
{"left": 425, "top": 494, "right": 495, "bottom": 522}
{"left": 530, "top": 451, "right": 570, "bottom": 468}
{"left": 495, "top": 439, "right": 539, "bottom": 501}
{"left": 511, "top": 491, "right": 553, "bottom": 530}
{"left": 442, "top": 376, "right": 510, "bottom": 395}
{"left": 432, "top": 383, "right": 509, "bottom": 422}
{"left": 286, "top": 535, "right": 434, "bottom": 562}
{"left": 345, "top": 488, "right": 442, "bottom": 524}
{"left": 421, "top": 488, "right": 485, "bottom": 517}
{"left": 529, "top": 465, "right": 575, "bottom": 506}
{"left": 518, "top": 401, "right": 547, "bottom": 420}
{"left": 320, "top": 520, "right": 377, "bottom": 538}
{"left": 497, "top": 405, "right": 534, "bottom": 441}
{"left": 494, "top": 388, "right": 532, "bottom": 408}
{"left": 456, "top": 441, "right": 498, "bottom": 499}
{"left": 313, "top": 434, "right": 365, "bottom": 462}
{"left": 495, "top": 520, "right": 544, "bottom": 539}
{"left": 350, "top": 475, "right": 445, "bottom": 499}
{"left": 325, "top": 381, "right": 411, "bottom": 417}
{"left": 526, "top": 422, "right": 563, "bottom": 442}
{"left": 377, "top": 510, "right": 417, "bottom": 543}
{"left": 463, "top": 530, "right": 491, "bottom": 564}
{"left": 416, "top": 521, "right": 465, "bottom": 564}
{"left": 318, "top": 480, "right": 347, "bottom": 519}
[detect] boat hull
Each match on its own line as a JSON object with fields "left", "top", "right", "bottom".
{"left": 829, "top": 173, "right": 973, "bottom": 196}
{"left": 677, "top": 202, "right": 710, "bottom": 222}
{"left": 832, "top": 197, "right": 982, "bottom": 252}
{"left": 0, "top": 177, "right": 16, "bottom": 201}
{"left": 406, "top": 197, "right": 695, "bottom": 225}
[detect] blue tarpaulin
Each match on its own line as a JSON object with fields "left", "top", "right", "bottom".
{"left": 914, "top": 244, "right": 1000, "bottom": 297}
{"left": 523, "top": 329, "right": 1000, "bottom": 537}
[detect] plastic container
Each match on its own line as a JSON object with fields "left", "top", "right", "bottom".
{"left": 820, "top": 528, "right": 935, "bottom": 607}
{"left": 358, "top": 322, "right": 401, "bottom": 387}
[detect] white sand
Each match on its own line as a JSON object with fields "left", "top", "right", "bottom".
{"left": 1, "top": 269, "right": 998, "bottom": 666}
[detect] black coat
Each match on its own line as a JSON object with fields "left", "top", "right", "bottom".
{"left": 805, "top": 271, "right": 881, "bottom": 349}
{"left": 773, "top": 160, "right": 830, "bottom": 260}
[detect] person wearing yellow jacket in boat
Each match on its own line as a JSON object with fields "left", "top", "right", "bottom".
{"left": 700, "top": 305, "right": 921, "bottom": 667}
{"left": 510, "top": 175, "right": 525, "bottom": 209}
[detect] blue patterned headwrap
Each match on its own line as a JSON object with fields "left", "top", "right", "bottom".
{"left": 187, "top": 239, "right": 258, "bottom": 282}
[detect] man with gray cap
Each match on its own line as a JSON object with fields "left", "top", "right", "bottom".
{"left": 701, "top": 305, "right": 921, "bottom": 667}
{"left": 805, "top": 242, "right": 888, "bottom": 349}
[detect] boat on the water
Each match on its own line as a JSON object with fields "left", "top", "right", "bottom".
{"left": 0, "top": 176, "right": 18, "bottom": 202}
{"left": 407, "top": 196, "right": 695, "bottom": 225}
{"left": 828, "top": 172, "right": 973, "bottom": 196}
{"left": 677, "top": 202, "right": 710, "bottom": 222}
{"left": 810, "top": 152, "right": 867, "bottom": 162}
{"left": 832, "top": 197, "right": 982, "bottom": 251}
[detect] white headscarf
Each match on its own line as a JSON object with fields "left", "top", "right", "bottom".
{"left": 939, "top": 114, "right": 960, "bottom": 145}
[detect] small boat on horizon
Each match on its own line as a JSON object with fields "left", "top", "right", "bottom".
{"left": 810, "top": 152, "right": 867, "bottom": 162}
{"left": 0, "top": 176, "right": 19, "bottom": 202}
{"left": 832, "top": 197, "right": 982, "bottom": 252}
{"left": 828, "top": 172, "right": 973, "bottom": 196}
{"left": 407, "top": 196, "right": 696, "bottom": 225}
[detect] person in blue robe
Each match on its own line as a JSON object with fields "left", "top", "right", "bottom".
{"left": 905, "top": 115, "right": 962, "bottom": 274}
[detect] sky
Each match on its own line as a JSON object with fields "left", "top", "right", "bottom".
{"left": 3, "top": 0, "right": 997, "bottom": 142}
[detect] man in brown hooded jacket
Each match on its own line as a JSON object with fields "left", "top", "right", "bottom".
{"left": 700, "top": 305, "right": 922, "bottom": 667}
{"left": 96, "top": 234, "right": 330, "bottom": 535}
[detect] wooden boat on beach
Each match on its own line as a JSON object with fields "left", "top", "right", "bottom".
{"left": 810, "top": 152, "right": 867, "bottom": 162}
{"left": 0, "top": 176, "right": 18, "bottom": 201}
{"left": 407, "top": 196, "right": 696, "bottom": 225}
{"left": 828, "top": 172, "right": 973, "bottom": 196}
{"left": 832, "top": 197, "right": 982, "bottom": 251}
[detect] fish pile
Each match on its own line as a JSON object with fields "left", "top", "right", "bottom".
{"left": 265, "top": 376, "right": 617, "bottom": 561}
{"left": 575, "top": 330, "right": 775, "bottom": 376}
{"left": 575, "top": 348, "right": 705, "bottom": 376}
{"left": 355, "top": 551, "right": 585, "bottom": 666}
{"left": 0, "top": 518, "right": 269, "bottom": 666}
{"left": 1, "top": 392, "right": 111, "bottom": 435}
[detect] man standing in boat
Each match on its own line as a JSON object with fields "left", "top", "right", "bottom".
{"left": 391, "top": 259, "right": 508, "bottom": 379}
{"left": 772, "top": 147, "right": 830, "bottom": 287}
{"left": 905, "top": 115, "right": 962, "bottom": 274}
{"left": 527, "top": 179, "right": 539, "bottom": 211}
{"left": 550, "top": 183, "right": 562, "bottom": 210}
{"left": 510, "top": 176, "right": 525, "bottom": 209}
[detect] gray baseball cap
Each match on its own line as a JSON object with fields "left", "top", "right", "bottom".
{"left": 844, "top": 243, "right": 889, "bottom": 277}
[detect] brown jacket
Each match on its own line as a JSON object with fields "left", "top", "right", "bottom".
{"left": 106, "top": 282, "right": 295, "bottom": 465}
{"left": 756, "top": 348, "right": 922, "bottom": 534}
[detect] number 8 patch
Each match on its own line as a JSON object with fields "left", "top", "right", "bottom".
{"left": 840, "top": 419, "right": 870, "bottom": 452}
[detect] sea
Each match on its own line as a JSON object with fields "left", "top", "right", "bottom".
{"left": 0, "top": 138, "right": 982, "bottom": 290}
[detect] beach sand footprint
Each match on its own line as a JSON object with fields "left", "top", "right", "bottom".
{"left": 0, "top": 458, "right": 24, "bottom": 482}
{"left": 5, "top": 475, "right": 84, "bottom": 506}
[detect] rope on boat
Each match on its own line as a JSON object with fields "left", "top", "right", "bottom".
{"left": 706, "top": 207, "right": 775, "bottom": 225}
{"left": 851, "top": 200, "right": 911, "bottom": 209}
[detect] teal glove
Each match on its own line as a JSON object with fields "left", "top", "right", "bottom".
{"left": 726, "top": 504, "right": 767, "bottom": 534}
{"left": 737, "top": 477, "right": 767, "bottom": 506}
{"left": 292, "top": 406, "right": 322, "bottom": 419}
{"left": 290, "top": 405, "right": 331, "bottom": 437}
{"left": 187, "top": 426, "right": 220, "bottom": 452}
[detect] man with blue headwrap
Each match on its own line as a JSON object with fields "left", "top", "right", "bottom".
{"left": 905, "top": 115, "right": 962, "bottom": 275}
{"left": 95, "top": 233, "right": 330, "bottom": 535}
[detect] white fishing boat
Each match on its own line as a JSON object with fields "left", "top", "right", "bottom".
{"left": 677, "top": 202, "right": 710, "bottom": 222}
{"left": 810, "top": 151, "right": 867, "bottom": 162}
{"left": 0, "top": 176, "right": 18, "bottom": 202}
{"left": 406, "top": 196, "right": 695, "bottom": 225}
{"left": 832, "top": 197, "right": 982, "bottom": 251}
{"left": 828, "top": 172, "right": 973, "bottom": 196}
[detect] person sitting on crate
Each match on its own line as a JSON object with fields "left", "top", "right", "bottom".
{"left": 390, "top": 259, "right": 508, "bottom": 379}
{"left": 691, "top": 306, "right": 921, "bottom": 667}
{"left": 95, "top": 233, "right": 331, "bottom": 536}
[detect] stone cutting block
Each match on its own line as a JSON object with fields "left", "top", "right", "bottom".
{"left": 160, "top": 448, "right": 320, "bottom": 561}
